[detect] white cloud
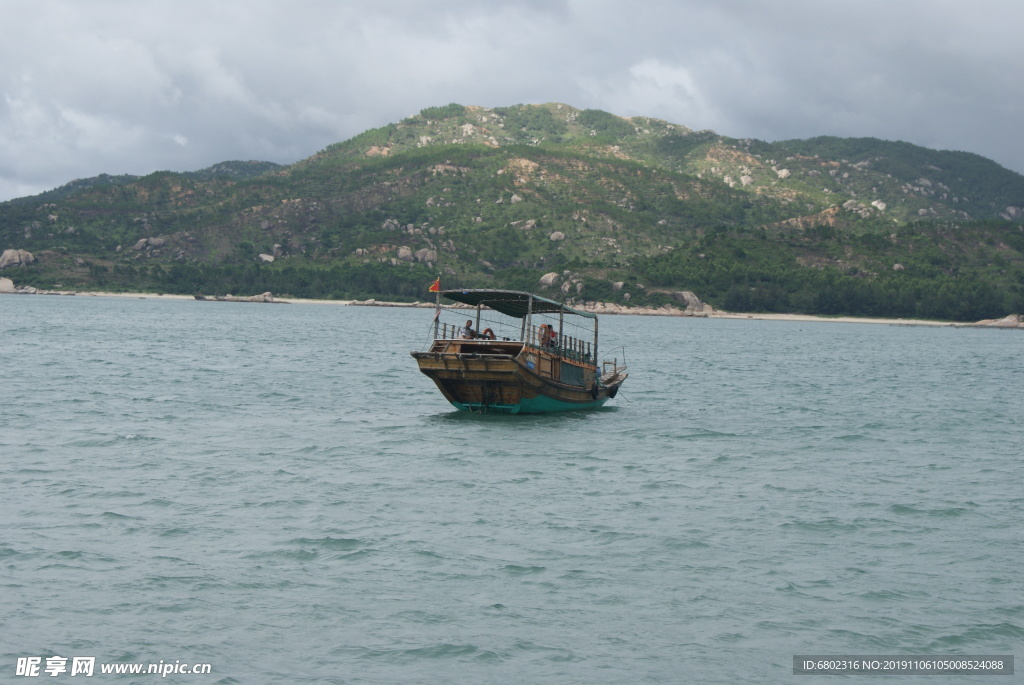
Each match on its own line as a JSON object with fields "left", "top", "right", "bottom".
{"left": 585, "top": 58, "right": 722, "bottom": 132}
{"left": 0, "top": 0, "right": 1022, "bottom": 201}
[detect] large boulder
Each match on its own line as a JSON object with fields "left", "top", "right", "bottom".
{"left": 0, "top": 249, "right": 35, "bottom": 269}
{"left": 672, "top": 290, "right": 704, "bottom": 312}
{"left": 0, "top": 277, "right": 14, "bottom": 293}
{"left": 414, "top": 248, "right": 437, "bottom": 263}
{"left": 397, "top": 246, "right": 414, "bottom": 262}
{"left": 539, "top": 272, "right": 560, "bottom": 286}
{"left": 258, "top": 253, "right": 275, "bottom": 263}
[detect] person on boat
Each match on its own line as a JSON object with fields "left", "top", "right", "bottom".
{"left": 539, "top": 324, "right": 558, "bottom": 349}
{"left": 460, "top": 320, "right": 476, "bottom": 339}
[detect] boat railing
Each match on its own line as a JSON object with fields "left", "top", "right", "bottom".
{"left": 436, "top": 321, "right": 514, "bottom": 341}
{"left": 528, "top": 325, "right": 593, "bottom": 366}
{"left": 434, "top": 320, "right": 594, "bottom": 366}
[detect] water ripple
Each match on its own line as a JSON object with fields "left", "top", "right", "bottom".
{"left": 1, "top": 298, "right": 1021, "bottom": 684}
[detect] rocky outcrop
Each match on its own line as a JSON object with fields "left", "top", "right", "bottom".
{"left": 130, "top": 237, "right": 167, "bottom": 251}
{"left": 585, "top": 302, "right": 629, "bottom": 314}
{"left": 843, "top": 199, "right": 874, "bottom": 218}
{"left": 214, "top": 292, "right": 278, "bottom": 303}
{"left": 414, "top": 248, "right": 437, "bottom": 263}
{"left": 539, "top": 272, "right": 560, "bottom": 286}
{"left": 974, "top": 314, "right": 1023, "bottom": 328}
{"left": 671, "top": 290, "right": 710, "bottom": 315}
{"left": 0, "top": 277, "right": 14, "bottom": 293}
{"left": 575, "top": 299, "right": 713, "bottom": 317}
{"left": 577, "top": 291, "right": 713, "bottom": 317}
{"left": 258, "top": 254, "right": 275, "bottom": 263}
{"left": 0, "top": 249, "right": 35, "bottom": 269}
{"left": 397, "top": 246, "right": 414, "bottom": 262}
{"left": 549, "top": 231, "right": 565, "bottom": 241}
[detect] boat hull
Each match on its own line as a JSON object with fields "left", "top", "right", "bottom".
{"left": 411, "top": 350, "right": 620, "bottom": 414}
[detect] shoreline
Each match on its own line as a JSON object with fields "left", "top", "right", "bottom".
{"left": 5, "top": 288, "right": 1021, "bottom": 328}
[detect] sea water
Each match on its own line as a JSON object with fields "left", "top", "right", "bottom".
{"left": 1, "top": 295, "right": 1021, "bottom": 684}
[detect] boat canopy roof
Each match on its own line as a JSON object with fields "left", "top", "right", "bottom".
{"left": 440, "top": 289, "right": 596, "bottom": 320}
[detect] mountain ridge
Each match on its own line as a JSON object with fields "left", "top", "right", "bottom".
{"left": 1, "top": 102, "right": 1022, "bottom": 320}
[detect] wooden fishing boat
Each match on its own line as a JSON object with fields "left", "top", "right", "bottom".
{"left": 411, "top": 289, "right": 627, "bottom": 414}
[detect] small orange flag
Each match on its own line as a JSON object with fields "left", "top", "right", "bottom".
{"left": 428, "top": 277, "right": 441, "bottom": 292}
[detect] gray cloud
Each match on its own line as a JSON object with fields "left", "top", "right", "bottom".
{"left": 1, "top": 0, "right": 1021, "bottom": 201}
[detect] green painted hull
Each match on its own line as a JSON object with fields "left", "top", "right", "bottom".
{"left": 451, "top": 394, "right": 609, "bottom": 414}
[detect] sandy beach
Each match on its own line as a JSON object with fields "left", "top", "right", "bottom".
{"left": 706, "top": 311, "right": 957, "bottom": 327}
{"left": 18, "top": 289, "right": 1006, "bottom": 327}
{"left": 4, "top": 284, "right": 1019, "bottom": 328}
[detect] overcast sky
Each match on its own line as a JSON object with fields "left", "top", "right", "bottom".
{"left": 1, "top": 0, "right": 1021, "bottom": 201}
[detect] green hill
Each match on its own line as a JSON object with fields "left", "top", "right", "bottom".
{"left": 2, "top": 103, "right": 1023, "bottom": 320}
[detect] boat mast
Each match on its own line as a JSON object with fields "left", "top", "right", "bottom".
{"left": 558, "top": 308, "right": 564, "bottom": 354}
{"left": 593, "top": 317, "right": 598, "bottom": 367}
{"left": 433, "top": 289, "right": 441, "bottom": 339}
{"left": 524, "top": 295, "right": 533, "bottom": 344}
